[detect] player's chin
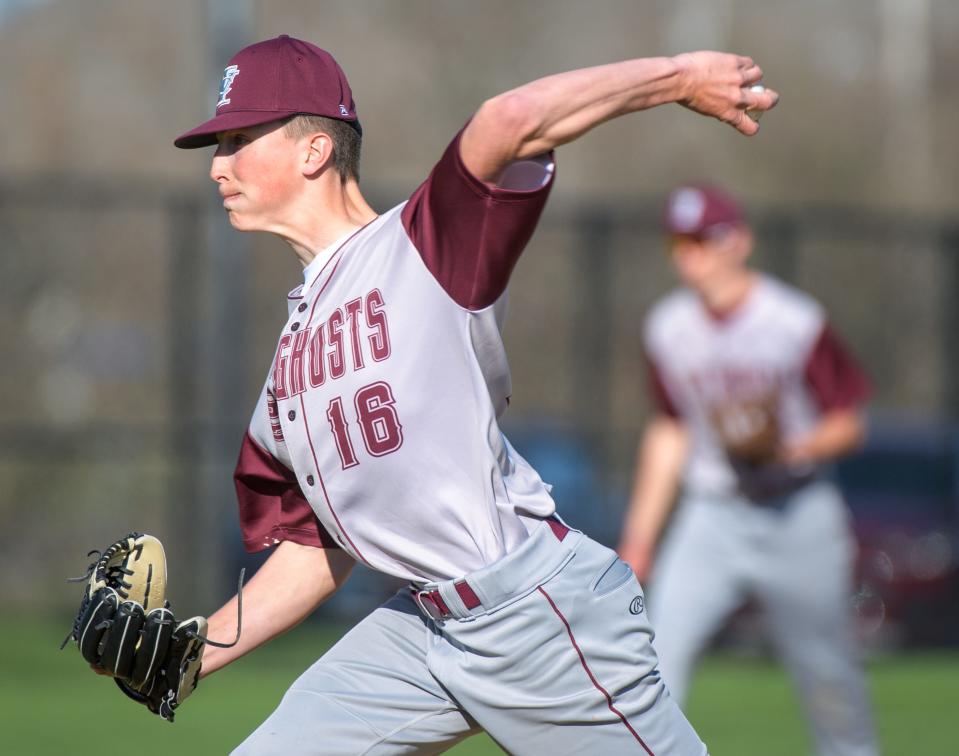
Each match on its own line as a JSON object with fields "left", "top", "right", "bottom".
{"left": 225, "top": 210, "right": 256, "bottom": 231}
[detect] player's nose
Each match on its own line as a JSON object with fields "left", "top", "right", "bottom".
{"left": 210, "top": 150, "right": 230, "bottom": 183}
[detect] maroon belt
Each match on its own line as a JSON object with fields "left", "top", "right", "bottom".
{"left": 411, "top": 517, "right": 569, "bottom": 621}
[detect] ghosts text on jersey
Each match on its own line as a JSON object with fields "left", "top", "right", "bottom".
{"left": 273, "top": 288, "right": 391, "bottom": 400}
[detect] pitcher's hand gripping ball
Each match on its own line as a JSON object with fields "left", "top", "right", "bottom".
{"left": 746, "top": 84, "right": 767, "bottom": 122}
{"left": 61, "top": 532, "right": 243, "bottom": 722}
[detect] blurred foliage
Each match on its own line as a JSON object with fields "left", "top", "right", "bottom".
{"left": 3, "top": 0, "right": 958, "bottom": 654}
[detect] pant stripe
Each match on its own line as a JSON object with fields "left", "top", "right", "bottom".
{"left": 537, "top": 586, "right": 654, "bottom": 755}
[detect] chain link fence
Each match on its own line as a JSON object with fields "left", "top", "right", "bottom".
{"left": 2, "top": 180, "right": 956, "bottom": 635}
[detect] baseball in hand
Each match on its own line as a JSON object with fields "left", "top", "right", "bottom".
{"left": 746, "top": 84, "right": 766, "bottom": 122}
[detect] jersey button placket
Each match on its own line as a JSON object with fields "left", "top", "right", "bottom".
{"left": 290, "top": 299, "right": 314, "bottom": 493}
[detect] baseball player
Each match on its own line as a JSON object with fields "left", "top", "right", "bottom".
{"left": 617, "top": 184, "right": 879, "bottom": 756}
{"left": 173, "top": 36, "right": 777, "bottom": 754}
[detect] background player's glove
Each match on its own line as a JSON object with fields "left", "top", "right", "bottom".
{"left": 709, "top": 393, "right": 781, "bottom": 465}
{"left": 60, "top": 532, "right": 243, "bottom": 722}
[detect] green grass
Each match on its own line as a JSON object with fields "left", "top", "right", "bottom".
{"left": 4, "top": 617, "right": 956, "bottom": 755}
{"left": 685, "top": 654, "right": 958, "bottom": 755}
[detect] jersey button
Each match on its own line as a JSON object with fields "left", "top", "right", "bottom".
{"left": 306, "top": 475, "right": 315, "bottom": 486}
{"left": 297, "top": 302, "right": 307, "bottom": 312}
{"left": 291, "top": 322, "right": 300, "bottom": 331}
{"left": 288, "top": 410, "right": 296, "bottom": 421}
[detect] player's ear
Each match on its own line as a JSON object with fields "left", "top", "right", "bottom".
{"left": 725, "top": 224, "right": 754, "bottom": 263}
{"left": 737, "top": 226, "right": 755, "bottom": 261}
{"left": 303, "top": 132, "right": 334, "bottom": 177}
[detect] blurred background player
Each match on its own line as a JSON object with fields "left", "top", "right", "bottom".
{"left": 617, "top": 184, "right": 879, "bottom": 756}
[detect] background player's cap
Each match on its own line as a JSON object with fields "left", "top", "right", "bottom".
{"left": 174, "top": 35, "right": 360, "bottom": 149}
{"left": 662, "top": 184, "right": 745, "bottom": 238}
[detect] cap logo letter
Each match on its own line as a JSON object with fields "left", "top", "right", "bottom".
{"left": 670, "top": 188, "right": 706, "bottom": 233}
{"left": 217, "top": 65, "right": 241, "bottom": 109}
{"left": 339, "top": 104, "right": 349, "bottom": 116}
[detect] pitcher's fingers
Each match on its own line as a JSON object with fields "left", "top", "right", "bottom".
{"left": 731, "top": 108, "right": 761, "bottom": 136}
{"left": 741, "top": 62, "right": 764, "bottom": 86}
{"left": 746, "top": 86, "right": 780, "bottom": 113}
{"left": 742, "top": 84, "right": 779, "bottom": 112}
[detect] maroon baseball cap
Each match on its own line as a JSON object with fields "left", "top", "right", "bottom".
{"left": 662, "top": 184, "right": 745, "bottom": 237}
{"left": 174, "top": 35, "right": 359, "bottom": 149}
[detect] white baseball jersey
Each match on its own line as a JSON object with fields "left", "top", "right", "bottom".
{"left": 644, "top": 274, "right": 870, "bottom": 500}
{"left": 233, "top": 133, "right": 558, "bottom": 583}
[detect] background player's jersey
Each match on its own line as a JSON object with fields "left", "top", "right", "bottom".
{"left": 233, "top": 133, "right": 558, "bottom": 583}
{"left": 645, "top": 274, "right": 870, "bottom": 500}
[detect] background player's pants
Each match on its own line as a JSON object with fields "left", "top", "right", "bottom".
{"left": 649, "top": 480, "right": 878, "bottom": 756}
{"left": 233, "top": 521, "right": 706, "bottom": 755}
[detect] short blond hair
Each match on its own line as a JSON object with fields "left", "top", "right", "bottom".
{"left": 283, "top": 114, "right": 361, "bottom": 182}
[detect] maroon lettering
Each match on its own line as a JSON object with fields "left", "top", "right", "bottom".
{"left": 327, "top": 396, "right": 359, "bottom": 469}
{"left": 308, "top": 324, "right": 326, "bottom": 387}
{"left": 355, "top": 381, "right": 403, "bottom": 457}
{"left": 344, "top": 297, "right": 365, "bottom": 372}
{"left": 288, "top": 329, "right": 310, "bottom": 396}
{"left": 272, "top": 333, "right": 293, "bottom": 400}
{"left": 285, "top": 290, "right": 391, "bottom": 396}
{"left": 324, "top": 382, "right": 404, "bottom": 468}
{"left": 327, "top": 308, "right": 346, "bottom": 380}
{"left": 366, "top": 288, "right": 391, "bottom": 362}
{"left": 266, "top": 391, "right": 284, "bottom": 442}
{"left": 686, "top": 367, "right": 784, "bottom": 404}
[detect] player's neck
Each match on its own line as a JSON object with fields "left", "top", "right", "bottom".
{"left": 275, "top": 179, "right": 378, "bottom": 267}
{"left": 700, "top": 268, "right": 756, "bottom": 318}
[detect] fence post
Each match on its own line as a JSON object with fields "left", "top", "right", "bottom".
{"left": 573, "top": 210, "right": 613, "bottom": 482}
{"left": 166, "top": 200, "right": 205, "bottom": 608}
{"left": 942, "top": 224, "right": 959, "bottom": 422}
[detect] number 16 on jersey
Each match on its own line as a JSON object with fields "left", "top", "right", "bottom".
{"left": 327, "top": 381, "right": 404, "bottom": 469}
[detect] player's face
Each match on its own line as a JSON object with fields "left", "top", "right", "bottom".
{"left": 210, "top": 120, "right": 301, "bottom": 232}
{"left": 667, "top": 226, "right": 750, "bottom": 293}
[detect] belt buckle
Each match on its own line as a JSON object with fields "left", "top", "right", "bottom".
{"left": 412, "top": 588, "right": 446, "bottom": 620}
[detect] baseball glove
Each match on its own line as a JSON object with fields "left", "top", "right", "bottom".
{"left": 60, "top": 532, "right": 243, "bottom": 722}
{"left": 709, "top": 393, "right": 781, "bottom": 466}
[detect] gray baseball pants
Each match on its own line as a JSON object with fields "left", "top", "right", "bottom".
{"left": 233, "top": 520, "right": 706, "bottom": 754}
{"left": 649, "top": 480, "right": 878, "bottom": 756}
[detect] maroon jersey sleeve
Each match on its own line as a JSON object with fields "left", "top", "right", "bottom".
{"left": 233, "top": 432, "right": 340, "bottom": 553}
{"left": 401, "top": 129, "right": 554, "bottom": 310}
{"left": 645, "top": 352, "right": 680, "bottom": 417}
{"left": 803, "top": 323, "right": 872, "bottom": 411}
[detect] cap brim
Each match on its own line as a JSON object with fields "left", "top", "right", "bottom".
{"left": 174, "top": 109, "right": 297, "bottom": 149}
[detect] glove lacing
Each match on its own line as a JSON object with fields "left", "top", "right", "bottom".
{"left": 59, "top": 537, "right": 143, "bottom": 649}
{"left": 60, "top": 541, "right": 245, "bottom": 651}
